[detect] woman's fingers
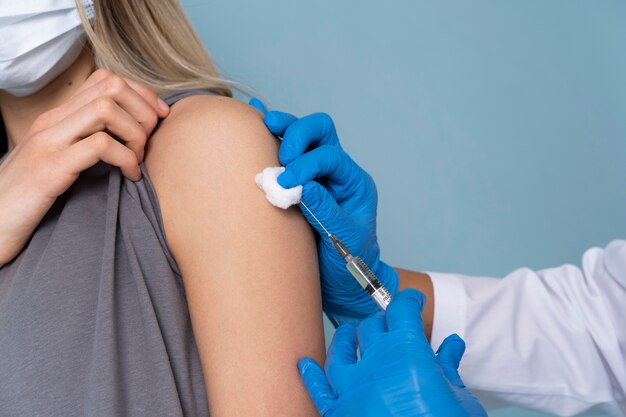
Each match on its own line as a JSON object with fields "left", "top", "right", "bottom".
{"left": 70, "top": 67, "right": 114, "bottom": 93}
{"left": 87, "top": 74, "right": 162, "bottom": 135}
{"left": 30, "top": 69, "right": 167, "bottom": 139}
{"left": 123, "top": 77, "right": 170, "bottom": 119}
{"left": 45, "top": 96, "right": 148, "bottom": 162}
{"left": 65, "top": 72, "right": 165, "bottom": 133}
{"left": 76, "top": 68, "right": 169, "bottom": 119}
{"left": 0, "top": 69, "right": 165, "bottom": 266}
{"left": 57, "top": 131, "right": 141, "bottom": 181}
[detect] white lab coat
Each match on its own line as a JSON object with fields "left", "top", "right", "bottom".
{"left": 428, "top": 239, "right": 626, "bottom": 417}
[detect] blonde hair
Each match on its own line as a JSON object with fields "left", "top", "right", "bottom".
{"left": 75, "top": 0, "right": 233, "bottom": 97}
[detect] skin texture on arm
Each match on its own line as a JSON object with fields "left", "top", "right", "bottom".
{"left": 396, "top": 268, "right": 434, "bottom": 340}
{"left": 143, "top": 95, "right": 326, "bottom": 416}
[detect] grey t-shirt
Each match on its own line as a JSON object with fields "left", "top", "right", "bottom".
{"left": 0, "top": 89, "right": 216, "bottom": 416}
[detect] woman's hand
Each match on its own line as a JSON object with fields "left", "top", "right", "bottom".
{"left": 249, "top": 98, "right": 399, "bottom": 325}
{"left": 0, "top": 69, "right": 170, "bottom": 266}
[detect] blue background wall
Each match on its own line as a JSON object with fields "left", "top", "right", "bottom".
{"left": 181, "top": 1, "right": 626, "bottom": 416}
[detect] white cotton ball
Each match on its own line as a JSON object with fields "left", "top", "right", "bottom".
{"left": 255, "top": 166, "right": 302, "bottom": 209}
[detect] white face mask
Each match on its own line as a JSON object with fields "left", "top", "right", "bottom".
{"left": 0, "top": 0, "right": 95, "bottom": 97}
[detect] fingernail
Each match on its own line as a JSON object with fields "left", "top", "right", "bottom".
{"left": 157, "top": 97, "right": 169, "bottom": 113}
{"left": 278, "top": 169, "right": 297, "bottom": 188}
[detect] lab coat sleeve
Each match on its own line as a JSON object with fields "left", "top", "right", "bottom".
{"left": 428, "top": 239, "right": 626, "bottom": 417}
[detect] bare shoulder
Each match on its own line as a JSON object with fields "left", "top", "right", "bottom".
{"left": 144, "top": 94, "right": 279, "bottom": 175}
{"left": 143, "top": 94, "right": 287, "bottom": 249}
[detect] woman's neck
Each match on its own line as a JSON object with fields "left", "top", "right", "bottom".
{"left": 0, "top": 47, "right": 95, "bottom": 151}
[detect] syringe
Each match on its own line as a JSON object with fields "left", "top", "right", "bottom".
{"left": 300, "top": 202, "right": 393, "bottom": 311}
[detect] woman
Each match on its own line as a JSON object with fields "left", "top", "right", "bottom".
{"left": 0, "top": 1, "right": 325, "bottom": 416}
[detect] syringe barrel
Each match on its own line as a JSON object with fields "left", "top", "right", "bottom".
{"left": 345, "top": 255, "right": 393, "bottom": 311}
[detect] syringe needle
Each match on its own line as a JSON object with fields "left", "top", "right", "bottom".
{"left": 299, "top": 201, "right": 347, "bottom": 257}
{"left": 299, "top": 201, "right": 332, "bottom": 237}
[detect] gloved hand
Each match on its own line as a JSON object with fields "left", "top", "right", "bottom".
{"left": 298, "top": 289, "right": 487, "bottom": 417}
{"left": 435, "top": 334, "right": 487, "bottom": 417}
{"left": 250, "top": 98, "right": 399, "bottom": 324}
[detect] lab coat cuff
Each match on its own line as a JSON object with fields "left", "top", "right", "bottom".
{"left": 427, "top": 272, "right": 467, "bottom": 352}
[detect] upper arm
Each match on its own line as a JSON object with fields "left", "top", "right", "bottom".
{"left": 144, "top": 95, "right": 325, "bottom": 416}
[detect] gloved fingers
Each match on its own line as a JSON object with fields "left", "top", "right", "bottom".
{"left": 248, "top": 97, "right": 268, "bottom": 115}
{"left": 298, "top": 357, "right": 337, "bottom": 415}
{"left": 357, "top": 311, "right": 387, "bottom": 356}
{"left": 278, "top": 145, "right": 356, "bottom": 189}
{"left": 247, "top": 98, "right": 299, "bottom": 137}
{"left": 436, "top": 333, "right": 465, "bottom": 367}
{"left": 298, "top": 181, "right": 345, "bottom": 238}
{"left": 264, "top": 110, "right": 299, "bottom": 137}
{"left": 436, "top": 333, "right": 466, "bottom": 388}
{"left": 325, "top": 323, "right": 358, "bottom": 370}
{"left": 386, "top": 288, "right": 426, "bottom": 332}
{"left": 279, "top": 112, "right": 341, "bottom": 166}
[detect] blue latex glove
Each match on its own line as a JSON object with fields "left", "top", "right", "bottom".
{"left": 250, "top": 98, "right": 399, "bottom": 324}
{"left": 435, "top": 334, "right": 488, "bottom": 417}
{"left": 298, "top": 289, "right": 487, "bottom": 417}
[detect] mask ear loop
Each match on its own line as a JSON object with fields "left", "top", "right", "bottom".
{"left": 81, "top": 0, "right": 95, "bottom": 23}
